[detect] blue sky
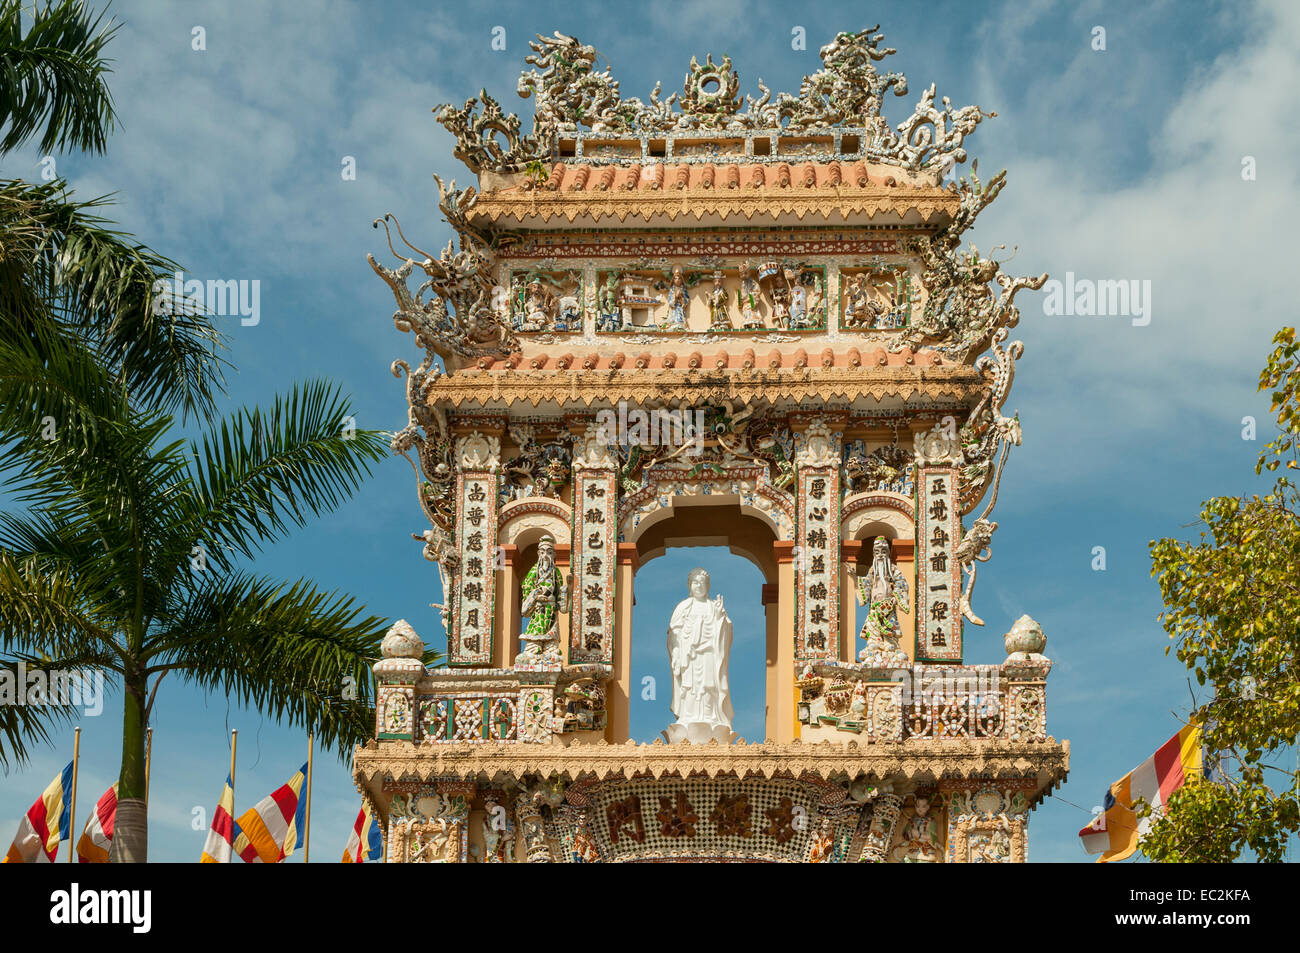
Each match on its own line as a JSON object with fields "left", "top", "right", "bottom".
{"left": 2, "top": 0, "right": 1297, "bottom": 862}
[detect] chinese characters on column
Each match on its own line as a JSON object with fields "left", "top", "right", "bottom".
{"left": 915, "top": 467, "right": 962, "bottom": 661}
{"left": 571, "top": 468, "right": 616, "bottom": 663}
{"left": 796, "top": 467, "right": 840, "bottom": 660}
{"left": 451, "top": 470, "right": 498, "bottom": 666}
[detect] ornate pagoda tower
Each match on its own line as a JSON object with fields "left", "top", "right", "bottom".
{"left": 353, "top": 27, "right": 1069, "bottom": 863}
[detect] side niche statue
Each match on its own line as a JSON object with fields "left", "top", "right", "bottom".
{"left": 849, "top": 537, "right": 911, "bottom": 667}
{"left": 665, "top": 568, "right": 735, "bottom": 744}
{"left": 514, "top": 535, "right": 571, "bottom": 665}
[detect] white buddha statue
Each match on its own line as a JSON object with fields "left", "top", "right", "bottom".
{"left": 665, "top": 568, "right": 735, "bottom": 744}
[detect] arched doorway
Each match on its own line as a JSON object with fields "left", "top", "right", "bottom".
{"left": 624, "top": 500, "right": 781, "bottom": 743}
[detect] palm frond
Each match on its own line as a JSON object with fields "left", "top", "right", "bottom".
{"left": 170, "top": 381, "right": 387, "bottom": 578}
{"left": 0, "top": 552, "right": 122, "bottom": 670}
{"left": 0, "top": 179, "right": 228, "bottom": 420}
{"left": 0, "top": 658, "right": 79, "bottom": 767}
{"left": 0, "top": 0, "right": 117, "bottom": 155}
{"left": 150, "top": 572, "right": 388, "bottom": 754}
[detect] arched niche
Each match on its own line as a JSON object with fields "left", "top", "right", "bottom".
{"left": 495, "top": 498, "right": 573, "bottom": 667}
{"left": 617, "top": 463, "right": 796, "bottom": 545}
{"left": 841, "top": 490, "right": 914, "bottom": 541}
{"left": 839, "top": 490, "right": 917, "bottom": 664}
{"left": 629, "top": 496, "right": 779, "bottom": 583}
{"left": 498, "top": 498, "right": 573, "bottom": 549}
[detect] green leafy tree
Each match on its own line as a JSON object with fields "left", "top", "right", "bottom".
{"left": 0, "top": 3, "right": 406, "bottom": 863}
{"left": 0, "top": 380, "right": 392, "bottom": 862}
{"left": 1, "top": 0, "right": 227, "bottom": 771}
{"left": 1144, "top": 327, "right": 1300, "bottom": 861}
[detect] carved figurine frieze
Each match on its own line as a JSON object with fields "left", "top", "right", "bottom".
{"left": 843, "top": 441, "right": 914, "bottom": 495}
{"left": 555, "top": 677, "right": 607, "bottom": 733}
{"left": 737, "top": 262, "right": 763, "bottom": 329}
{"left": 510, "top": 269, "right": 582, "bottom": 332}
{"left": 503, "top": 425, "right": 571, "bottom": 502}
{"left": 707, "top": 270, "right": 731, "bottom": 329}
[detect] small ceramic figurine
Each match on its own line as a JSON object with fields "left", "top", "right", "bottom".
{"left": 737, "top": 263, "right": 762, "bottom": 328}
{"left": 708, "top": 271, "right": 730, "bottom": 329}
{"left": 665, "top": 266, "right": 688, "bottom": 329}
{"left": 787, "top": 268, "right": 807, "bottom": 328}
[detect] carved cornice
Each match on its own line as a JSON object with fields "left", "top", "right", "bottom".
{"left": 353, "top": 738, "right": 1070, "bottom": 799}
{"left": 422, "top": 367, "right": 984, "bottom": 410}
{"left": 469, "top": 186, "right": 957, "bottom": 226}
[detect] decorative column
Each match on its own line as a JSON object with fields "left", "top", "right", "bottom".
{"left": 762, "top": 581, "right": 780, "bottom": 741}
{"left": 773, "top": 541, "right": 798, "bottom": 742}
{"left": 913, "top": 423, "right": 963, "bottom": 662}
{"left": 514, "top": 791, "right": 554, "bottom": 863}
{"left": 792, "top": 418, "right": 843, "bottom": 662}
{"left": 606, "top": 543, "right": 638, "bottom": 742}
{"left": 840, "top": 540, "right": 862, "bottom": 664}
{"left": 1003, "top": 614, "right": 1051, "bottom": 742}
{"left": 450, "top": 430, "right": 501, "bottom": 667}
{"left": 492, "top": 544, "right": 520, "bottom": 669}
{"left": 569, "top": 430, "right": 617, "bottom": 665}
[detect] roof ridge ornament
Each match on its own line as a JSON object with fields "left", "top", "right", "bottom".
{"left": 439, "top": 27, "right": 991, "bottom": 174}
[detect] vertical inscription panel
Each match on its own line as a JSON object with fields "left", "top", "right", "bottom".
{"left": 795, "top": 466, "right": 840, "bottom": 661}
{"left": 571, "top": 468, "right": 617, "bottom": 664}
{"left": 915, "top": 467, "right": 962, "bottom": 661}
{"left": 450, "top": 470, "right": 497, "bottom": 666}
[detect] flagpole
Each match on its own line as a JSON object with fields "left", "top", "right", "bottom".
{"left": 228, "top": 728, "right": 237, "bottom": 864}
{"left": 304, "top": 734, "right": 314, "bottom": 863}
{"left": 144, "top": 727, "right": 153, "bottom": 807}
{"left": 66, "top": 726, "right": 80, "bottom": 864}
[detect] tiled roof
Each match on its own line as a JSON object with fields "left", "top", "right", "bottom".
{"left": 470, "top": 160, "right": 958, "bottom": 225}
{"left": 472, "top": 345, "right": 946, "bottom": 372}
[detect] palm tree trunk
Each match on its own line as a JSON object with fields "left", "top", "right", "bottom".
{"left": 109, "top": 674, "right": 148, "bottom": 862}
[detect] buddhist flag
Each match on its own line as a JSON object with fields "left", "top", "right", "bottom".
{"left": 3, "top": 762, "right": 75, "bottom": 863}
{"left": 199, "top": 774, "right": 240, "bottom": 863}
{"left": 232, "top": 764, "right": 308, "bottom": 863}
{"left": 1079, "top": 722, "right": 1202, "bottom": 863}
{"left": 342, "top": 802, "right": 383, "bottom": 863}
{"left": 76, "top": 783, "right": 118, "bottom": 863}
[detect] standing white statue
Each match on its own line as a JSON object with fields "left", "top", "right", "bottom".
{"left": 665, "top": 568, "right": 735, "bottom": 744}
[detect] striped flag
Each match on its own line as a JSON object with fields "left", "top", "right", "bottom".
{"left": 1079, "top": 722, "right": 1201, "bottom": 862}
{"left": 342, "top": 802, "right": 383, "bottom": 863}
{"left": 232, "top": 764, "right": 308, "bottom": 863}
{"left": 76, "top": 783, "right": 118, "bottom": 863}
{"left": 3, "top": 762, "right": 75, "bottom": 863}
{"left": 199, "top": 774, "right": 240, "bottom": 863}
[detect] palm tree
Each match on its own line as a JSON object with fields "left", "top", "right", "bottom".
{"left": 0, "top": 378, "right": 392, "bottom": 861}
{"left": 2, "top": 0, "right": 222, "bottom": 425}
{"left": 0, "top": 1, "right": 399, "bottom": 865}
{"left": 0, "top": 0, "right": 227, "bottom": 769}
